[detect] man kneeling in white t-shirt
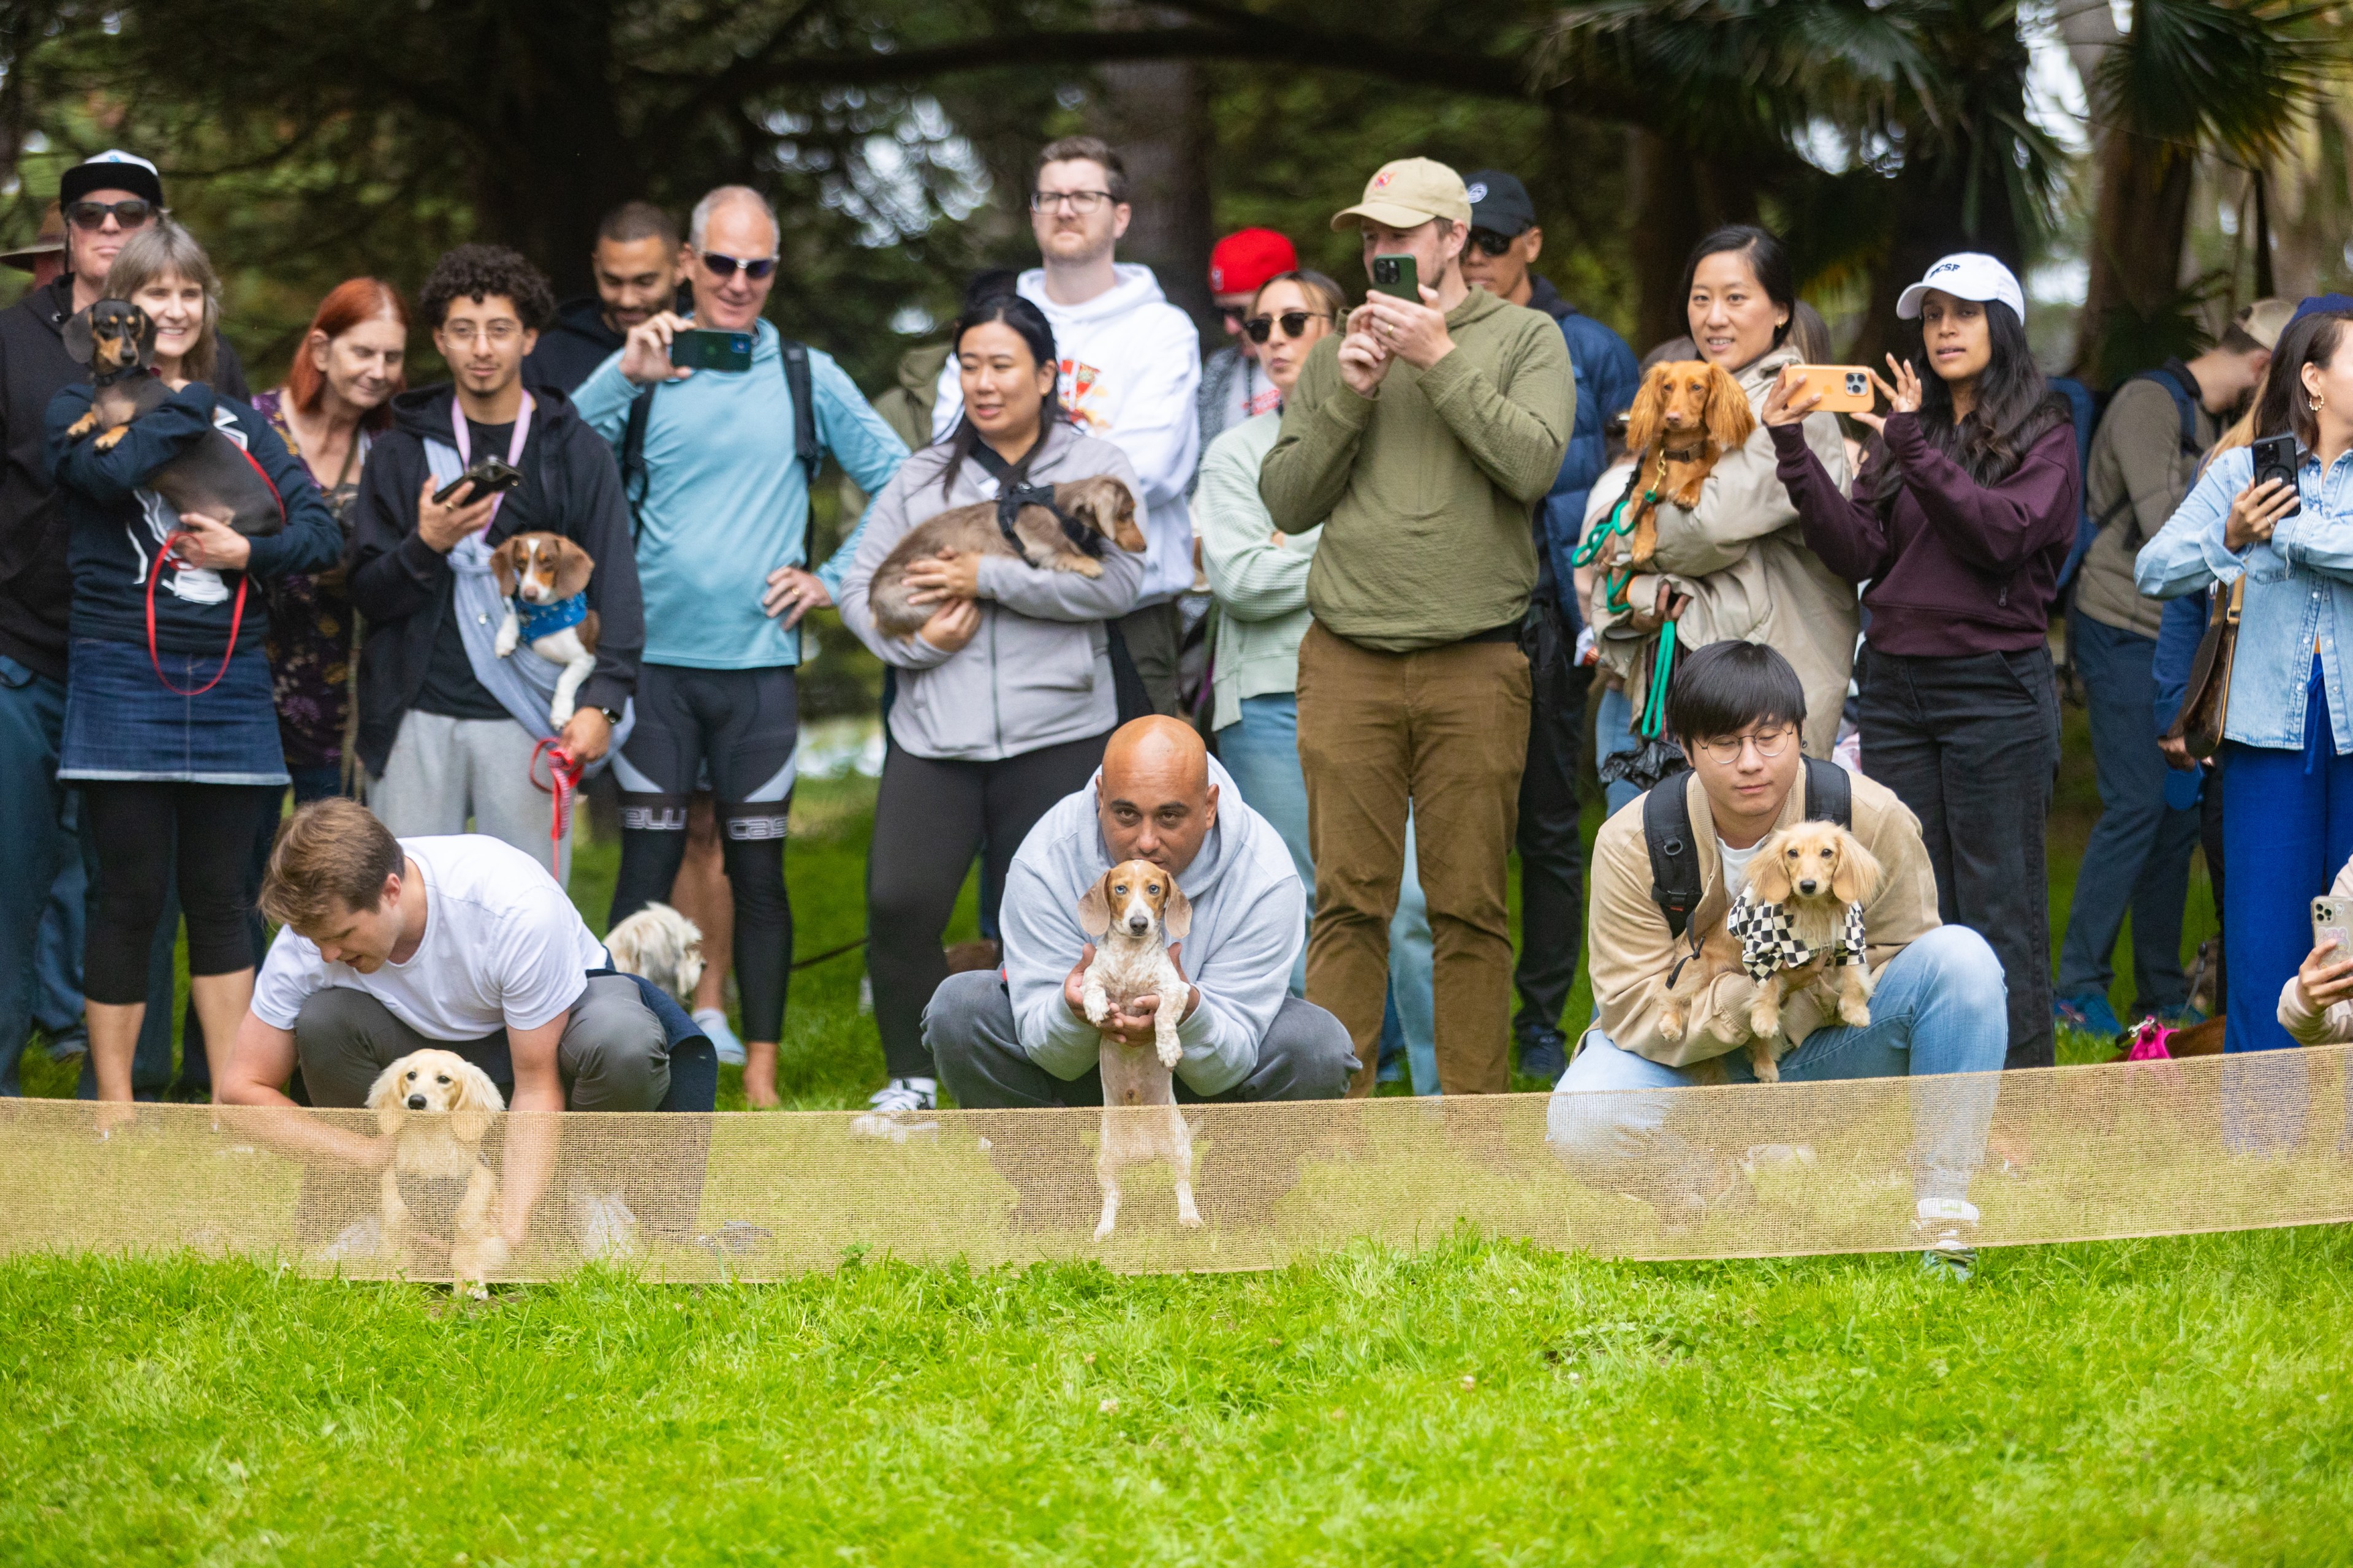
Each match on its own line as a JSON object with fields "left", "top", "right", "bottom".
{"left": 222, "top": 798, "right": 674, "bottom": 1244}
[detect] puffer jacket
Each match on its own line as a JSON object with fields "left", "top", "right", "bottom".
{"left": 835, "top": 420, "right": 1145, "bottom": 761}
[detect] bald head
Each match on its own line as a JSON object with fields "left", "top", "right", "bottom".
{"left": 1097, "top": 716, "right": 1218, "bottom": 876}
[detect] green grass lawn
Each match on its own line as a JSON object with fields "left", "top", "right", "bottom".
{"left": 7, "top": 703, "right": 2292, "bottom": 1565}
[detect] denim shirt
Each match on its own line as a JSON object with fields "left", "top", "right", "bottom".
{"left": 2135, "top": 442, "right": 2353, "bottom": 754}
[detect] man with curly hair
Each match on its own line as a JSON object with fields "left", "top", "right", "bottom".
{"left": 346, "top": 244, "right": 644, "bottom": 883}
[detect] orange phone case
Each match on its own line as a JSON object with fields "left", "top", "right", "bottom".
{"left": 1785, "top": 365, "right": 1876, "bottom": 414}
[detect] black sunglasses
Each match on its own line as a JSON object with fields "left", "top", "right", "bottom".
{"left": 1245, "top": 310, "right": 1332, "bottom": 344}
{"left": 1467, "top": 229, "right": 1517, "bottom": 257}
{"left": 699, "top": 251, "right": 778, "bottom": 281}
{"left": 65, "top": 199, "right": 157, "bottom": 232}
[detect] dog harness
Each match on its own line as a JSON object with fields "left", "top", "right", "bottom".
{"left": 963, "top": 423, "right": 1104, "bottom": 564}
{"left": 515, "top": 593, "right": 588, "bottom": 642}
{"left": 1726, "top": 888, "right": 1868, "bottom": 980}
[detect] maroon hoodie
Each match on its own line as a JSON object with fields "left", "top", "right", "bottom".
{"left": 1770, "top": 411, "right": 2080, "bottom": 657}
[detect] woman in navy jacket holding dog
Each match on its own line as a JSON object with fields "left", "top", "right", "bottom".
{"left": 837, "top": 294, "right": 1146, "bottom": 1118}
{"left": 43, "top": 219, "right": 339, "bottom": 1105}
{"left": 1762, "top": 252, "right": 2080, "bottom": 1070}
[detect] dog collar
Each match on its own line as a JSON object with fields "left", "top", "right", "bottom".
{"left": 516, "top": 593, "right": 588, "bottom": 642}
{"left": 91, "top": 362, "right": 152, "bottom": 391}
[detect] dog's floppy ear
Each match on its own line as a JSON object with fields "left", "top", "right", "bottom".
{"left": 1745, "top": 832, "right": 1794, "bottom": 906}
{"left": 1101, "top": 479, "right": 1148, "bottom": 553}
{"left": 1624, "top": 364, "right": 1670, "bottom": 459}
{"left": 448, "top": 1061, "right": 504, "bottom": 1147}
{"left": 1704, "top": 363, "right": 1756, "bottom": 453}
{"left": 130, "top": 306, "right": 156, "bottom": 365}
{"left": 1077, "top": 870, "right": 1113, "bottom": 937}
{"left": 365, "top": 1059, "right": 408, "bottom": 1137}
{"left": 550, "top": 537, "right": 596, "bottom": 601}
{"left": 1829, "top": 830, "right": 1883, "bottom": 906}
{"left": 1163, "top": 880, "right": 1192, "bottom": 942}
{"left": 488, "top": 538, "right": 521, "bottom": 598}
{"left": 61, "top": 308, "right": 94, "bottom": 366}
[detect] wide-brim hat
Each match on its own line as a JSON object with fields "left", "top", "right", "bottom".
{"left": 1, "top": 202, "right": 64, "bottom": 271}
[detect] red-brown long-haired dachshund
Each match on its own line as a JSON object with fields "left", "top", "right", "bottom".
{"left": 1620, "top": 359, "right": 1756, "bottom": 566}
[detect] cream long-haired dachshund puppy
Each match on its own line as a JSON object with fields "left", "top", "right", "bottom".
{"left": 605, "top": 902, "right": 705, "bottom": 1007}
{"left": 1077, "top": 858, "right": 1202, "bottom": 1241}
{"left": 1733, "top": 821, "right": 1883, "bottom": 1079}
{"left": 366, "top": 1050, "right": 507, "bottom": 1296}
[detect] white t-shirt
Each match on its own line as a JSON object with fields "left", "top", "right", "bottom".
{"left": 252, "top": 836, "right": 609, "bottom": 1041}
{"left": 1718, "top": 836, "right": 1763, "bottom": 897}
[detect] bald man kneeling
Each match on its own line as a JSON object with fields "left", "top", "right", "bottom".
{"left": 925, "top": 717, "right": 1357, "bottom": 1108}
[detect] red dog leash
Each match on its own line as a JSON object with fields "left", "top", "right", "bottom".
{"left": 529, "top": 738, "right": 583, "bottom": 877}
{"left": 142, "top": 444, "right": 286, "bottom": 698}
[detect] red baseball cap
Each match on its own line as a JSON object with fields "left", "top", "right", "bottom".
{"left": 1208, "top": 229, "right": 1298, "bottom": 297}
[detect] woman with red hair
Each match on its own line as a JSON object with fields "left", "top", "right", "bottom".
{"left": 252, "top": 279, "right": 408, "bottom": 799}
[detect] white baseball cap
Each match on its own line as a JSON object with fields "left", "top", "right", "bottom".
{"left": 1896, "top": 252, "right": 2026, "bottom": 325}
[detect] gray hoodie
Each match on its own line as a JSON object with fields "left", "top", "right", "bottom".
{"left": 1001, "top": 756, "right": 1305, "bottom": 1096}
{"left": 836, "top": 423, "right": 1146, "bottom": 760}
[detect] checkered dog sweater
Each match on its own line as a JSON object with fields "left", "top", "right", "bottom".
{"left": 1727, "top": 889, "right": 1867, "bottom": 980}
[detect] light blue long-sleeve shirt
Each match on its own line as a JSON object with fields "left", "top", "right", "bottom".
{"left": 2135, "top": 441, "right": 2353, "bottom": 753}
{"left": 572, "top": 320, "right": 908, "bottom": 668}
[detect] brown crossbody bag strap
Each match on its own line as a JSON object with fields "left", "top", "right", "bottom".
{"left": 2167, "top": 575, "right": 2245, "bottom": 760}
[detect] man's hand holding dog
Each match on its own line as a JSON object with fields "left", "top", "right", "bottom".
{"left": 617, "top": 310, "right": 697, "bottom": 387}
{"left": 1063, "top": 941, "right": 1201, "bottom": 1046}
{"left": 170, "top": 511, "right": 251, "bottom": 572}
{"left": 416, "top": 476, "right": 496, "bottom": 553}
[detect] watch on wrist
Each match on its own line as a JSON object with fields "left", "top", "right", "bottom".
{"left": 596, "top": 706, "right": 622, "bottom": 727}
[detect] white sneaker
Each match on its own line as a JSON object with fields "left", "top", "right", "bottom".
{"left": 866, "top": 1077, "right": 936, "bottom": 1115}
{"left": 694, "top": 1007, "right": 745, "bottom": 1066}
{"left": 1914, "top": 1197, "right": 1980, "bottom": 1280}
{"left": 849, "top": 1077, "right": 939, "bottom": 1141}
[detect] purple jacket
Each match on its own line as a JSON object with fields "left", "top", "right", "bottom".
{"left": 1770, "top": 412, "right": 2079, "bottom": 657}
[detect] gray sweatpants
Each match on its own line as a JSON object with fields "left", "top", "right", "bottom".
{"left": 369, "top": 710, "right": 574, "bottom": 884}
{"left": 294, "top": 975, "right": 670, "bottom": 1112}
{"left": 923, "top": 969, "right": 1357, "bottom": 1108}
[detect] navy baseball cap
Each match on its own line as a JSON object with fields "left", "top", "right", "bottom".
{"left": 1464, "top": 171, "right": 1537, "bottom": 237}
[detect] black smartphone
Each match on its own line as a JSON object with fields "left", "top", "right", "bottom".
{"left": 672, "top": 328, "right": 755, "bottom": 373}
{"left": 431, "top": 456, "right": 523, "bottom": 507}
{"left": 1369, "top": 254, "right": 1420, "bottom": 303}
{"left": 2250, "top": 433, "right": 2303, "bottom": 520}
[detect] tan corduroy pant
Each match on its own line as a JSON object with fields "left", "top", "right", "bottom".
{"left": 1296, "top": 621, "right": 1531, "bottom": 1094}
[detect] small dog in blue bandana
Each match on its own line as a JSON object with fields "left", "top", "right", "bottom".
{"left": 490, "top": 531, "right": 600, "bottom": 724}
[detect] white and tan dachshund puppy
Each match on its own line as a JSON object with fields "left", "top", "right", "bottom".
{"left": 605, "top": 901, "right": 705, "bottom": 1008}
{"left": 1077, "top": 858, "right": 1202, "bottom": 1240}
{"left": 489, "top": 531, "right": 600, "bottom": 726}
{"left": 366, "top": 1050, "right": 507, "bottom": 1296}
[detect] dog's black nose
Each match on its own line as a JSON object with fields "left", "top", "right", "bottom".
{"left": 1126, "top": 915, "right": 1150, "bottom": 933}
{"left": 406, "top": 1094, "right": 427, "bottom": 1110}
{"left": 1796, "top": 879, "right": 1819, "bottom": 896}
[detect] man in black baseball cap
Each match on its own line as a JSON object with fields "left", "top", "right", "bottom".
{"left": 1458, "top": 168, "right": 1641, "bottom": 1085}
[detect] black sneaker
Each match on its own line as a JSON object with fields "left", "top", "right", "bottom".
{"left": 1517, "top": 1029, "right": 1569, "bottom": 1085}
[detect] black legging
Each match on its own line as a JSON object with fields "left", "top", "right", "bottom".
{"left": 610, "top": 813, "right": 791, "bottom": 1043}
{"left": 80, "top": 782, "right": 276, "bottom": 1005}
{"left": 867, "top": 730, "right": 1113, "bottom": 1078}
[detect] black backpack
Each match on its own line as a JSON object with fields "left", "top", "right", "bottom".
{"left": 1642, "top": 756, "right": 1852, "bottom": 939}
{"left": 620, "top": 338, "right": 820, "bottom": 540}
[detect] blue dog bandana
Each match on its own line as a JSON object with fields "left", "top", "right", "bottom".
{"left": 516, "top": 593, "right": 588, "bottom": 643}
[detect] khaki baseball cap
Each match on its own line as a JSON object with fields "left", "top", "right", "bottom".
{"left": 2237, "top": 298, "right": 2295, "bottom": 352}
{"left": 1331, "top": 158, "right": 1471, "bottom": 233}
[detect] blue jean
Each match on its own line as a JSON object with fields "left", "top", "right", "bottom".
{"left": 1546, "top": 926, "right": 2007, "bottom": 1207}
{"left": 1596, "top": 683, "right": 1641, "bottom": 819}
{"left": 33, "top": 827, "right": 86, "bottom": 1037}
{"left": 2056, "top": 611, "right": 2200, "bottom": 1012}
{"left": 0, "top": 656, "right": 77, "bottom": 1096}
{"left": 1219, "top": 695, "right": 1437, "bottom": 1093}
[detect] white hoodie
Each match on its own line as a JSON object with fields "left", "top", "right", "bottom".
{"left": 933, "top": 263, "right": 1203, "bottom": 604}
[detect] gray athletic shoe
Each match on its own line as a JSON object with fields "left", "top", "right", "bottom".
{"left": 693, "top": 1007, "right": 745, "bottom": 1066}
{"left": 1914, "top": 1197, "right": 1980, "bottom": 1281}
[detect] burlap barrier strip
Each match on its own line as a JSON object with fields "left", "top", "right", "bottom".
{"left": 4, "top": 1047, "right": 2351, "bottom": 1278}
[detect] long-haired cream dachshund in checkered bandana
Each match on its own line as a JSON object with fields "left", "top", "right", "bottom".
{"left": 1728, "top": 820, "right": 1883, "bottom": 1079}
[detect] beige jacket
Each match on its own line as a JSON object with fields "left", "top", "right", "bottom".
{"left": 1590, "top": 344, "right": 1859, "bottom": 757}
{"left": 2280, "top": 857, "right": 2353, "bottom": 1046}
{"left": 2075, "top": 375, "right": 2216, "bottom": 640}
{"left": 1588, "top": 767, "right": 1943, "bottom": 1067}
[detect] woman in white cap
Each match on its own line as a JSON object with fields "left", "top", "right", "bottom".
{"left": 1760, "top": 251, "right": 2080, "bottom": 1070}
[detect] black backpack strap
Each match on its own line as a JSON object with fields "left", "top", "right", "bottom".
{"left": 1802, "top": 754, "right": 1852, "bottom": 828}
{"left": 621, "top": 382, "right": 657, "bottom": 543}
{"left": 781, "top": 339, "right": 820, "bottom": 486}
{"left": 1643, "top": 774, "right": 1703, "bottom": 941}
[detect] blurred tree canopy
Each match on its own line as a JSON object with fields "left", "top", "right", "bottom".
{"left": 0, "top": 0, "right": 2345, "bottom": 396}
